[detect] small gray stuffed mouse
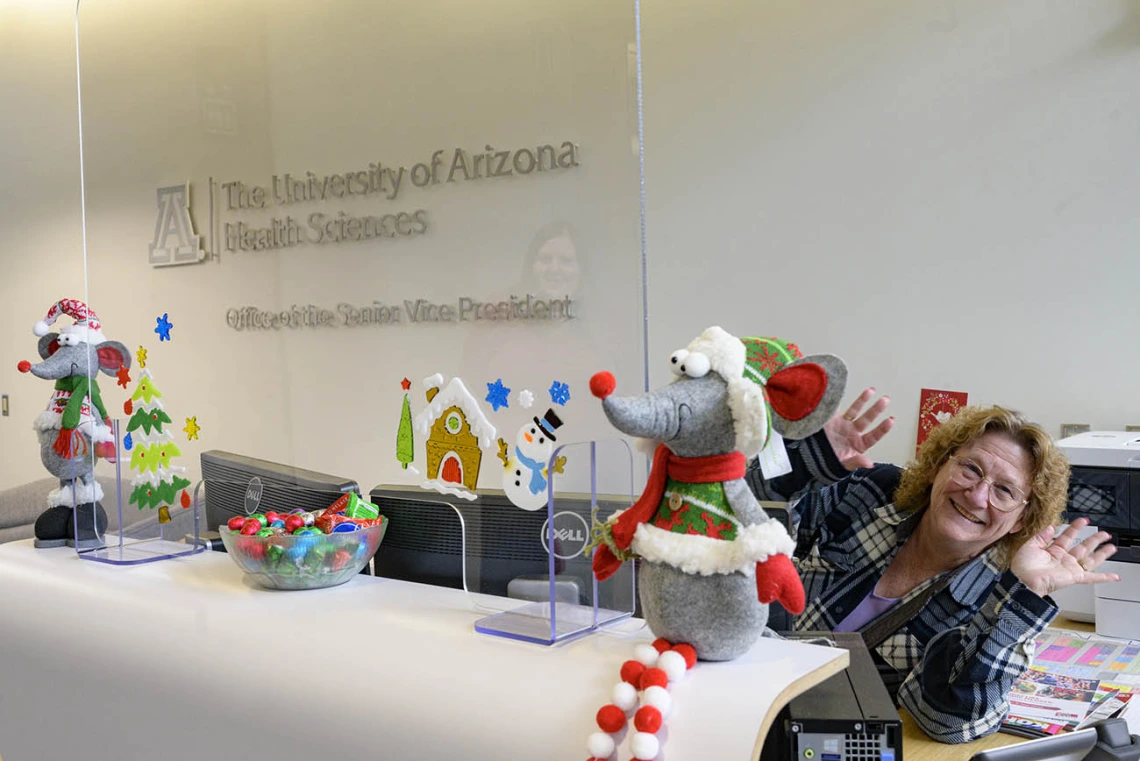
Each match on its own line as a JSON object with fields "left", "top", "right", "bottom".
{"left": 17, "top": 298, "right": 130, "bottom": 548}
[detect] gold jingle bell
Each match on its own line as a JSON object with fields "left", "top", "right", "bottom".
{"left": 158, "top": 506, "right": 172, "bottom": 524}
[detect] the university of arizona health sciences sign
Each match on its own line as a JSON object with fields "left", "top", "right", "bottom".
{"left": 147, "top": 140, "right": 580, "bottom": 265}
{"left": 220, "top": 141, "right": 578, "bottom": 251}
{"left": 146, "top": 141, "right": 584, "bottom": 329}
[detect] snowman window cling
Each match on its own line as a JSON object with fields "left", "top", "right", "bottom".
{"left": 500, "top": 409, "right": 564, "bottom": 510}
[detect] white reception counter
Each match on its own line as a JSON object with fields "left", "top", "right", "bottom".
{"left": 0, "top": 541, "right": 847, "bottom": 760}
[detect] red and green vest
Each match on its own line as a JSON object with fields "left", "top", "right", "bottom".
{"left": 651, "top": 478, "right": 741, "bottom": 541}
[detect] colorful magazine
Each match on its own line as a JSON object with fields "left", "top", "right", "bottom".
{"left": 1002, "top": 629, "right": 1140, "bottom": 738}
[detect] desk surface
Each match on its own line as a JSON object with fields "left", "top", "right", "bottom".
{"left": 901, "top": 616, "right": 1096, "bottom": 761}
{"left": 0, "top": 540, "right": 847, "bottom": 761}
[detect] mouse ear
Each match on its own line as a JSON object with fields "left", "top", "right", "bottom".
{"left": 95, "top": 340, "right": 131, "bottom": 376}
{"left": 38, "top": 333, "right": 61, "bottom": 360}
{"left": 767, "top": 354, "right": 847, "bottom": 440}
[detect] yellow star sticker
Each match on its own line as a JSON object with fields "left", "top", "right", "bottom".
{"left": 136, "top": 346, "right": 148, "bottom": 368}
{"left": 183, "top": 416, "right": 200, "bottom": 440}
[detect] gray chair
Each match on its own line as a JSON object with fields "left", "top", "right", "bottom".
{"left": 0, "top": 476, "right": 151, "bottom": 543}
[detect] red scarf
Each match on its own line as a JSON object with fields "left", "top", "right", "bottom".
{"left": 611, "top": 445, "right": 746, "bottom": 550}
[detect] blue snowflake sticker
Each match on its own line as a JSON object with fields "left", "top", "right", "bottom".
{"left": 154, "top": 313, "right": 173, "bottom": 342}
{"left": 485, "top": 378, "right": 511, "bottom": 411}
{"left": 549, "top": 380, "right": 571, "bottom": 406}
{"left": 123, "top": 432, "right": 133, "bottom": 451}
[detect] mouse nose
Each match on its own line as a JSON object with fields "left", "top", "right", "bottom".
{"left": 590, "top": 371, "right": 616, "bottom": 399}
{"left": 17, "top": 360, "right": 31, "bottom": 373}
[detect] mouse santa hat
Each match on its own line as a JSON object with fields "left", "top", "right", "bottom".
{"left": 33, "top": 298, "right": 107, "bottom": 345}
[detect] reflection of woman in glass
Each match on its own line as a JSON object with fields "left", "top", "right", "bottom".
{"left": 462, "top": 221, "right": 589, "bottom": 352}
{"left": 460, "top": 221, "right": 607, "bottom": 487}
{"left": 521, "top": 221, "right": 582, "bottom": 302}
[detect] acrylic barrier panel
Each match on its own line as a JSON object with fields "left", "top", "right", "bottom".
{"left": 368, "top": 438, "right": 637, "bottom": 620}
{"left": 472, "top": 438, "right": 638, "bottom": 646}
{"left": 79, "top": 418, "right": 204, "bottom": 565}
{"left": 75, "top": 0, "right": 648, "bottom": 520}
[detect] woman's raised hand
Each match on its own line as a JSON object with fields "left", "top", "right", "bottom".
{"left": 823, "top": 387, "right": 895, "bottom": 471}
{"left": 1011, "top": 518, "right": 1120, "bottom": 598}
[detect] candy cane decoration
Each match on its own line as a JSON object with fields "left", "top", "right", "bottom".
{"left": 585, "top": 638, "right": 697, "bottom": 761}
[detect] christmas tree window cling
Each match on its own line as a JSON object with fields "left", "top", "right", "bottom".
{"left": 396, "top": 377, "right": 415, "bottom": 473}
{"left": 124, "top": 368, "right": 191, "bottom": 523}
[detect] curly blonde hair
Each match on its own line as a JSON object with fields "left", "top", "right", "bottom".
{"left": 894, "top": 405, "right": 1070, "bottom": 568}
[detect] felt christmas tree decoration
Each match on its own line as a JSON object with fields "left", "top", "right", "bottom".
{"left": 396, "top": 378, "right": 414, "bottom": 470}
{"left": 124, "top": 367, "right": 191, "bottom": 523}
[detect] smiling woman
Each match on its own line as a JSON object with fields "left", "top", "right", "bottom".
{"left": 747, "top": 399, "right": 1122, "bottom": 745}
{"left": 894, "top": 407, "right": 1073, "bottom": 572}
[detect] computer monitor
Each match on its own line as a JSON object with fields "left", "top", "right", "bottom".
{"left": 369, "top": 483, "right": 635, "bottom": 611}
{"left": 200, "top": 450, "right": 359, "bottom": 531}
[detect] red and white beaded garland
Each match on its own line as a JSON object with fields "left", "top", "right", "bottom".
{"left": 585, "top": 638, "right": 698, "bottom": 761}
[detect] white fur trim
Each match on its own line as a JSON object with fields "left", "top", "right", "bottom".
{"left": 34, "top": 320, "right": 50, "bottom": 337}
{"left": 60, "top": 324, "right": 107, "bottom": 345}
{"left": 47, "top": 479, "right": 104, "bottom": 507}
{"left": 34, "top": 410, "right": 62, "bottom": 432}
{"left": 726, "top": 375, "right": 770, "bottom": 457}
{"left": 418, "top": 478, "right": 478, "bottom": 501}
{"left": 33, "top": 411, "right": 112, "bottom": 443}
{"left": 87, "top": 418, "right": 113, "bottom": 443}
{"left": 685, "top": 326, "right": 744, "bottom": 381}
{"left": 685, "top": 326, "right": 771, "bottom": 457}
{"left": 630, "top": 520, "right": 795, "bottom": 576}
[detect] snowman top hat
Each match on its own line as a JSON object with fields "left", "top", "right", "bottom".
{"left": 534, "top": 409, "right": 564, "bottom": 442}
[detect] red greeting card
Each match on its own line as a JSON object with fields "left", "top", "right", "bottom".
{"left": 917, "top": 388, "right": 969, "bottom": 453}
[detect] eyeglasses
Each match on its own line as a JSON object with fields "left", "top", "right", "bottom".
{"left": 947, "top": 456, "right": 1029, "bottom": 512}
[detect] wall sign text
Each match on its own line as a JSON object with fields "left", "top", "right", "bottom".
{"left": 218, "top": 141, "right": 579, "bottom": 253}
{"left": 225, "top": 294, "right": 576, "bottom": 331}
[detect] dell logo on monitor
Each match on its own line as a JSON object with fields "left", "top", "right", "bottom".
{"left": 244, "top": 477, "right": 264, "bottom": 515}
{"left": 540, "top": 511, "right": 590, "bottom": 560}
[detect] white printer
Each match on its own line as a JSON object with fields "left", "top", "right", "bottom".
{"left": 1055, "top": 432, "right": 1140, "bottom": 638}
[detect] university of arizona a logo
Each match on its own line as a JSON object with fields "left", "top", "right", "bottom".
{"left": 148, "top": 183, "right": 206, "bottom": 267}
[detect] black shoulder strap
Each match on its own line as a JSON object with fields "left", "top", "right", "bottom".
{"left": 860, "top": 573, "right": 953, "bottom": 651}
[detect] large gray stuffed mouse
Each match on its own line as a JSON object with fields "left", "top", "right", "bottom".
{"left": 589, "top": 327, "right": 846, "bottom": 661}
{"left": 16, "top": 298, "right": 130, "bottom": 548}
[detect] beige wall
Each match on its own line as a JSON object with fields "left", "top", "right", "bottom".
{"left": 1, "top": 2, "right": 87, "bottom": 487}
{"left": 4, "top": 0, "right": 1140, "bottom": 493}
{"left": 640, "top": 0, "right": 1140, "bottom": 465}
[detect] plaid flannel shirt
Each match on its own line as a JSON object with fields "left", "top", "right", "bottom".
{"left": 746, "top": 431, "right": 1059, "bottom": 744}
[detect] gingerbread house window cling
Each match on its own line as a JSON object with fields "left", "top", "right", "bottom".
{"left": 415, "top": 374, "right": 496, "bottom": 501}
